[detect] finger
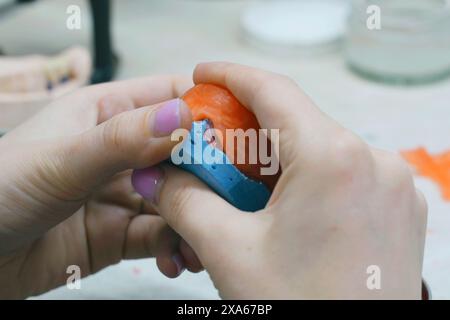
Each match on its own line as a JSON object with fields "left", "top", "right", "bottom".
{"left": 152, "top": 225, "right": 203, "bottom": 277}
{"left": 97, "top": 94, "right": 135, "bottom": 124}
{"left": 156, "top": 248, "right": 186, "bottom": 278}
{"left": 95, "top": 75, "right": 194, "bottom": 124}
{"left": 179, "top": 238, "right": 204, "bottom": 273}
{"left": 91, "top": 171, "right": 161, "bottom": 215}
{"left": 141, "top": 200, "right": 159, "bottom": 215}
{"left": 132, "top": 164, "right": 246, "bottom": 256}
{"left": 193, "top": 62, "right": 337, "bottom": 167}
{"left": 84, "top": 75, "right": 193, "bottom": 110}
{"left": 87, "top": 199, "right": 199, "bottom": 277}
{"left": 5, "top": 75, "right": 193, "bottom": 142}
{"left": 48, "top": 98, "right": 192, "bottom": 197}
{"left": 124, "top": 215, "right": 177, "bottom": 267}
{"left": 124, "top": 214, "right": 195, "bottom": 278}
{"left": 92, "top": 170, "right": 142, "bottom": 212}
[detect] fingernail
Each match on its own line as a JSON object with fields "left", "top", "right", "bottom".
{"left": 131, "top": 166, "right": 164, "bottom": 204}
{"left": 153, "top": 98, "right": 182, "bottom": 137}
{"left": 172, "top": 253, "right": 186, "bottom": 276}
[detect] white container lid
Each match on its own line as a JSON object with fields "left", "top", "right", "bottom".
{"left": 241, "top": 0, "right": 350, "bottom": 54}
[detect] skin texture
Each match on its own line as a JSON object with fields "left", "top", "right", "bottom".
{"left": 182, "top": 84, "right": 279, "bottom": 189}
{"left": 0, "top": 62, "right": 427, "bottom": 299}
{"left": 0, "top": 76, "right": 203, "bottom": 299}
{"left": 134, "top": 62, "right": 428, "bottom": 299}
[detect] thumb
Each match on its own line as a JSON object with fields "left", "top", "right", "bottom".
{"left": 132, "top": 165, "right": 248, "bottom": 257}
{"left": 36, "top": 98, "right": 192, "bottom": 203}
{"left": 0, "top": 99, "right": 192, "bottom": 253}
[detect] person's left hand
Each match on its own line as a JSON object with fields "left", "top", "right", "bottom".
{"left": 0, "top": 76, "right": 202, "bottom": 299}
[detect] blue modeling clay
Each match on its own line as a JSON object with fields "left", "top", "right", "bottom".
{"left": 171, "top": 120, "right": 270, "bottom": 212}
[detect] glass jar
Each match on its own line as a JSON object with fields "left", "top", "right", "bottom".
{"left": 345, "top": 0, "right": 450, "bottom": 84}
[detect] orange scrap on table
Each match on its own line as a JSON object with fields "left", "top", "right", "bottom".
{"left": 401, "top": 147, "right": 450, "bottom": 201}
{"left": 182, "top": 83, "right": 279, "bottom": 189}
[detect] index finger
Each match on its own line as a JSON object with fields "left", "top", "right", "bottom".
{"left": 85, "top": 74, "right": 193, "bottom": 109}
{"left": 193, "top": 62, "right": 333, "bottom": 168}
{"left": 9, "top": 75, "right": 193, "bottom": 140}
{"left": 94, "top": 75, "right": 193, "bottom": 124}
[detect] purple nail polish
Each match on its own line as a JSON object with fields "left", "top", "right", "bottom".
{"left": 131, "top": 167, "right": 164, "bottom": 203}
{"left": 154, "top": 98, "right": 181, "bottom": 137}
{"left": 172, "top": 253, "right": 186, "bottom": 276}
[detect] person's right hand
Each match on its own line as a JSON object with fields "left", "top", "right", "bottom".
{"left": 132, "top": 62, "right": 428, "bottom": 299}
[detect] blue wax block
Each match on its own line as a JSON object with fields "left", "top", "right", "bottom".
{"left": 171, "top": 120, "right": 271, "bottom": 212}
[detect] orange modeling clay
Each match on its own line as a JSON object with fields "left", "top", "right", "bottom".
{"left": 182, "top": 84, "right": 279, "bottom": 189}
{"left": 401, "top": 147, "right": 450, "bottom": 200}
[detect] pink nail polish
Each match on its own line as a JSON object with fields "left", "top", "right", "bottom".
{"left": 154, "top": 98, "right": 181, "bottom": 137}
{"left": 131, "top": 167, "right": 164, "bottom": 203}
{"left": 172, "top": 253, "right": 186, "bottom": 276}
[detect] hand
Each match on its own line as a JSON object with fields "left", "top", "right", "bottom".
{"left": 132, "top": 62, "right": 428, "bottom": 299}
{"left": 0, "top": 76, "right": 203, "bottom": 299}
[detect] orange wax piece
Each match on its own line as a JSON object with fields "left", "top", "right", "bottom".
{"left": 402, "top": 147, "right": 450, "bottom": 201}
{"left": 182, "top": 84, "right": 279, "bottom": 189}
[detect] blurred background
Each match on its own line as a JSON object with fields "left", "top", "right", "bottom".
{"left": 0, "top": 0, "right": 450, "bottom": 299}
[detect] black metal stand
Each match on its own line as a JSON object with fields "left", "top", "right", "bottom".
{"left": 89, "top": 0, "right": 118, "bottom": 84}
{"left": 11, "top": 0, "right": 119, "bottom": 84}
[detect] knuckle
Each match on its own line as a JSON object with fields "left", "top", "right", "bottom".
{"left": 102, "top": 115, "right": 125, "bottom": 150}
{"left": 325, "top": 130, "right": 371, "bottom": 176}
{"left": 333, "top": 131, "right": 367, "bottom": 158}
{"left": 376, "top": 153, "right": 419, "bottom": 211}
{"left": 386, "top": 153, "right": 415, "bottom": 190}
{"left": 101, "top": 111, "right": 142, "bottom": 160}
